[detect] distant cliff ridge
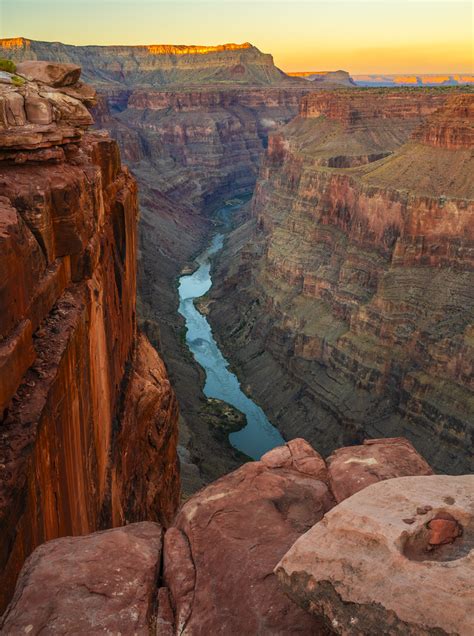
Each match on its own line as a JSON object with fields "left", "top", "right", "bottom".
{"left": 288, "top": 70, "right": 474, "bottom": 87}
{"left": 287, "top": 70, "right": 356, "bottom": 87}
{"left": 0, "top": 37, "right": 300, "bottom": 87}
{"left": 353, "top": 73, "right": 474, "bottom": 86}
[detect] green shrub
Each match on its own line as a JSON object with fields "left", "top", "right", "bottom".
{"left": 0, "top": 59, "right": 16, "bottom": 73}
{"left": 11, "top": 75, "right": 25, "bottom": 87}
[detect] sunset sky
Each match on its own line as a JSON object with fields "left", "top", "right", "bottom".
{"left": 0, "top": 0, "right": 472, "bottom": 74}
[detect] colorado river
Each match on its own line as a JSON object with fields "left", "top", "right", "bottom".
{"left": 178, "top": 230, "right": 285, "bottom": 459}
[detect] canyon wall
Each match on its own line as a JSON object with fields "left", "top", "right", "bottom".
{"left": 0, "top": 65, "right": 180, "bottom": 611}
{"left": 209, "top": 90, "right": 474, "bottom": 474}
{"left": 1, "top": 36, "right": 315, "bottom": 488}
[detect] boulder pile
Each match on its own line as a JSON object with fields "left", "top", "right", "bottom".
{"left": 3, "top": 437, "right": 465, "bottom": 635}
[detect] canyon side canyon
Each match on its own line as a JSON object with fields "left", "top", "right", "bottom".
{"left": 0, "top": 37, "right": 472, "bottom": 634}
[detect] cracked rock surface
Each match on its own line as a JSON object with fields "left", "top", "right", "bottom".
{"left": 0, "top": 523, "right": 163, "bottom": 635}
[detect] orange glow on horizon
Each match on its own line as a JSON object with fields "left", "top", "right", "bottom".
{"left": 277, "top": 40, "right": 473, "bottom": 75}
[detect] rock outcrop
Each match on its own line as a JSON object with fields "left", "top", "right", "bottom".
{"left": 208, "top": 90, "right": 474, "bottom": 474}
{"left": 1, "top": 437, "right": 439, "bottom": 634}
{"left": 160, "top": 436, "right": 431, "bottom": 634}
{"left": 163, "top": 438, "right": 334, "bottom": 634}
{"left": 326, "top": 437, "right": 433, "bottom": 503}
{"left": 0, "top": 65, "right": 180, "bottom": 612}
{"left": 0, "top": 522, "right": 163, "bottom": 635}
{"left": 15, "top": 60, "right": 82, "bottom": 88}
{"left": 276, "top": 474, "right": 474, "bottom": 635}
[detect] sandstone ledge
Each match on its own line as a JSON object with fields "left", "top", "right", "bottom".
{"left": 0, "top": 62, "right": 95, "bottom": 159}
{"left": 0, "top": 437, "right": 445, "bottom": 633}
{"left": 0, "top": 522, "right": 163, "bottom": 635}
{"left": 276, "top": 475, "right": 474, "bottom": 635}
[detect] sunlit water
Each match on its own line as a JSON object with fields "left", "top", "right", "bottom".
{"left": 178, "top": 232, "right": 285, "bottom": 459}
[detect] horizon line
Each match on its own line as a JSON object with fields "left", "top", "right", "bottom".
{"left": 0, "top": 35, "right": 471, "bottom": 77}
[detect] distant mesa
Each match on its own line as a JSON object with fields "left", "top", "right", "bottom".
{"left": 288, "top": 69, "right": 356, "bottom": 87}
{"left": 353, "top": 73, "right": 474, "bottom": 87}
{"left": 0, "top": 37, "right": 301, "bottom": 88}
{"left": 0, "top": 38, "right": 253, "bottom": 56}
{"left": 288, "top": 69, "right": 474, "bottom": 87}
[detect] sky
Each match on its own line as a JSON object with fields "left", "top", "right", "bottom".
{"left": 0, "top": 0, "right": 472, "bottom": 74}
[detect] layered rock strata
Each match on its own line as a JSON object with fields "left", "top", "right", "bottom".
{"left": 209, "top": 91, "right": 474, "bottom": 473}
{"left": 1, "top": 437, "right": 437, "bottom": 634}
{"left": 0, "top": 65, "right": 180, "bottom": 612}
{"left": 0, "top": 38, "right": 315, "bottom": 490}
{"left": 277, "top": 474, "right": 474, "bottom": 635}
{"left": 0, "top": 38, "right": 299, "bottom": 87}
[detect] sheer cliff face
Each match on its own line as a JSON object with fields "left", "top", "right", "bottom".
{"left": 0, "top": 68, "right": 180, "bottom": 611}
{"left": 0, "top": 37, "right": 314, "bottom": 487}
{"left": 209, "top": 91, "right": 474, "bottom": 474}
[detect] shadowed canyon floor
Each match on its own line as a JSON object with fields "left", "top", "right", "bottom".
{"left": 178, "top": 226, "right": 284, "bottom": 459}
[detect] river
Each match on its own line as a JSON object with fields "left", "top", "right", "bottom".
{"left": 177, "top": 227, "right": 285, "bottom": 460}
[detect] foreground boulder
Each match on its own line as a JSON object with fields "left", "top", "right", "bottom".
{"left": 164, "top": 438, "right": 335, "bottom": 634}
{"left": 0, "top": 523, "right": 163, "bottom": 634}
{"left": 0, "top": 437, "right": 438, "bottom": 632}
{"left": 327, "top": 437, "right": 433, "bottom": 503}
{"left": 276, "top": 475, "right": 474, "bottom": 635}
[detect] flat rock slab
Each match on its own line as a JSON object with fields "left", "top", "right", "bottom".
{"left": 276, "top": 475, "right": 474, "bottom": 635}
{"left": 327, "top": 437, "right": 433, "bottom": 503}
{"left": 165, "top": 439, "right": 335, "bottom": 634}
{"left": 16, "top": 61, "right": 81, "bottom": 87}
{"left": 0, "top": 522, "right": 163, "bottom": 635}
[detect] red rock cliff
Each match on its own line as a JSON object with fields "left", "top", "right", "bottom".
{"left": 0, "top": 63, "right": 180, "bottom": 611}
{"left": 1, "top": 38, "right": 315, "bottom": 492}
{"left": 208, "top": 91, "right": 474, "bottom": 474}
